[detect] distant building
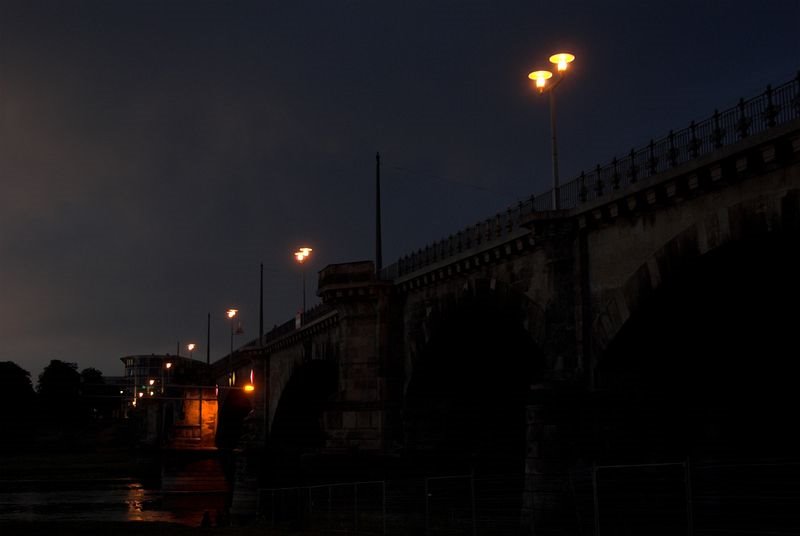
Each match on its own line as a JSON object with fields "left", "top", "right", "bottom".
{"left": 120, "top": 354, "right": 206, "bottom": 401}
{"left": 120, "top": 354, "right": 217, "bottom": 448}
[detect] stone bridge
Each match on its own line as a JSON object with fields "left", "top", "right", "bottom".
{"left": 214, "top": 76, "right": 800, "bottom": 533}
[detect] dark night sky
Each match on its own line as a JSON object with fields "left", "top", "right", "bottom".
{"left": 0, "top": 1, "right": 797, "bottom": 378}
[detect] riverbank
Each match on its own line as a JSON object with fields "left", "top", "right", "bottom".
{"left": 0, "top": 521, "right": 321, "bottom": 535}
{"left": 0, "top": 448, "right": 141, "bottom": 482}
{"left": 0, "top": 419, "right": 144, "bottom": 482}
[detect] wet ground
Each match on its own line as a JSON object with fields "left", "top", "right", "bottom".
{"left": 0, "top": 478, "right": 228, "bottom": 526}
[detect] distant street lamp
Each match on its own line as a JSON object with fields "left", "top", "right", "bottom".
{"left": 293, "top": 247, "right": 313, "bottom": 313}
{"left": 187, "top": 343, "right": 196, "bottom": 359}
{"left": 528, "top": 51, "right": 576, "bottom": 210}
{"left": 226, "top": 308, "right": 238, "bottom": 355}
{"left": 163, "top": 360, "right": 172, "bottom": 394}
{"left": 226, "top": 308, "right": 239, "bottom": 385}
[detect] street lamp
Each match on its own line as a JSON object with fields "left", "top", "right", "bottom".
{"left": 293, "top": 247, "right": 313, "bottom": 313}
{"left": 226, "top": 308, "right": 239, "bottom": 385}
{"left": 187, "top": 343, "right": 196, "bottom": 359}
{"left": 226, "top": 308, "right": 238, "bottom": 355}
{"left": 528, "top": 51, "right": 576, "bottom": 210}
{"left": 163, "top": 361, "right": 172, "bottom": 394}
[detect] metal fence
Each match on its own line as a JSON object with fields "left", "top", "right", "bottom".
{"left": 593, "top": 460, "right": 800, "bottom": 536}
{"left": 256, "top": 461, "right": 800, "bottom": 535}
{"left": 380, "top": 72, "right": 800, "bottom": 281}
{"left": 257, "top": 473, "right": 525, "bottom": 535}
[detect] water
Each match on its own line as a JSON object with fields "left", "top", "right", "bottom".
{"left": 0, "top": 478, "right": 228, "bottom": 526}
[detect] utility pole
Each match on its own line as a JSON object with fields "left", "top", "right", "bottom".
{"left": 375, "top": 151, "right": 383, "bottom": 273}
{"left": 259, "top": 262, "right": 264, "bottom": 344}
{"left": 206, "top": 312, "right": 210, "bottom": 366}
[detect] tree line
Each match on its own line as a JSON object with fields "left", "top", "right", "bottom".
{"left": 0, "top": 359, "right": 122, "bottom": 453}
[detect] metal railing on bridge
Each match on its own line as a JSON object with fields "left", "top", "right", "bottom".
{"left": 380, "top": 72, "right": 800, "bottom": 281}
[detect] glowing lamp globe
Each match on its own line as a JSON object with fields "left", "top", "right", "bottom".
{"left": 549, "top": 52, "right": 575, "bottom": 72}
{"left": 528, "top": 70, "right": 553, "bottom": 92}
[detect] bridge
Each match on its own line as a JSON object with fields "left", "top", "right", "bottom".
{"left": 214, "top": 74, "right": 800, "bottom": 534}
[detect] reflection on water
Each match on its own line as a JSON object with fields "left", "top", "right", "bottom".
{"left": 0, "top": 479, "right": 228, "bottom": 526}
{"left": 124, "top": 483, "right": 177, "bottom": 523}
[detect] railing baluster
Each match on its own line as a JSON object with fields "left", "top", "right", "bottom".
{"left": 737, "top": 98, "right": 751, "bottom": 139}
{"left": 595, "top": 164, "right": 604, "bottom": 197}
{"left": 648, "top": 139, "right": 658, "bottom": 175}
{"left": 579, "top": 171, "right": 587, "bottom": 203}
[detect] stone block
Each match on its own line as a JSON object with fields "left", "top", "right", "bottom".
{"left": 687, "top": 173, "right": 699, "bottom": 190}
{"left": 343, "top": 411, "right": 356, "bottom": 429}
{"left": 325, "top": 411, "right": 343, "bottom": 430}
{"left": 761, "top": 144, "right": 776, "bottom": 163}
{"left": 736, "top": 156, "right": 748, "bottom": 172}
{"left": 356, "top": 410, "right": 372, "bottom": 428}
{"left": 710, "top": 164, "right": 723, "bottom": 181}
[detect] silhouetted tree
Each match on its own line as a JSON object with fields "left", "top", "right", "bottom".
{"left": 80, "top": 366, "right": 117, "bottom": 420}
{"left": 0, "top": 361, "right": 37, "bottom": 451}
{"left": 80, "top": 367, "right": 104, "bottom": 386}
{"left": 0, "top": 361, "right": 35, "bottom": 409}
{"left": 38, "top": 359, "right": 81, "bottom": 421}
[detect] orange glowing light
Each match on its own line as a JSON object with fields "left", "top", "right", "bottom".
{"left": 138, "top": 392, "right": 144, "bottom": 398}
{"left": 293, "top": 247, "right": 313, "bottom": 263}
{"left": 187, "top": 343, "right": 196, "bottom": 352}
{"left": 148, "top": 379, "right": 155, "bottom": 386}
{"left": 165, "top": 362, "right": 172, "bottom": 369}
{"left": 528, "top": 70, "right": 553, "bottom": 91}
{"left": 226, "top": 308, "right": 238, "bottom": 319}
{"left": 243, "top": 384, "right": 255, "bottom": 393}
{"left": 549, "top": 52, "right": 575, "bottom": 72}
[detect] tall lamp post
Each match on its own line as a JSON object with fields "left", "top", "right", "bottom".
{"left": 293, "top": 247, "right": 313, "bottom": 313}
{"left": 528, "top": 52, "right": 576, "bottom": 210}
{"left": 187, "top": 343, "right": 196, "bottom": 359}
{"left": 163, "top": 361, "right": 172, "bottom": 394}
{"left": 226, "top": 308, "right": 238, "bottom": 385}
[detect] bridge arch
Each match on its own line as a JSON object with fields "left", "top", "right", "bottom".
{"left": 267, "top": 359, "right": 338, "bottom": 484}
{"left": 403, "top": 277, "right": 546, "bottom": 474}
{"left": 216, "top": 387, "right": 253, "bottom": 449}
{"left": 593, "top": 188, "right": 800, "bottom": 356}
{"left": 593, "top": 189, "right": 800, "bottom": 461}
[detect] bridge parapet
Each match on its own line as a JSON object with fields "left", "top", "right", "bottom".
{"left": 380, "top": 73, "right": 800, "bottom": 282}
